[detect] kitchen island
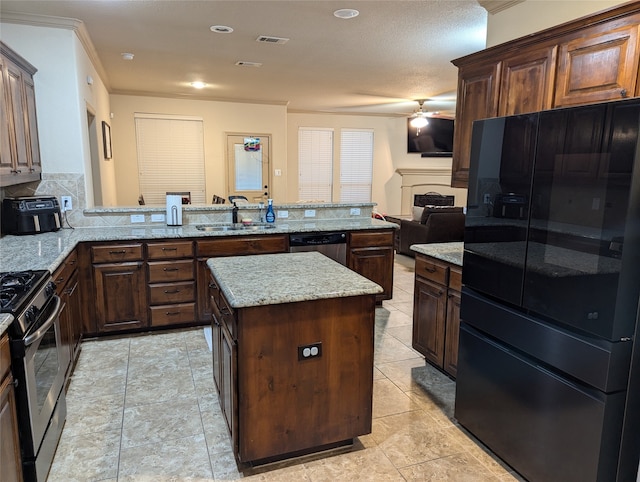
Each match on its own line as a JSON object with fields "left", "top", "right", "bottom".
{"left": 207, "top": 251, "right": 382, "bottom": 465}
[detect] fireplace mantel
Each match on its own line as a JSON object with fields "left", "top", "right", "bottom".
{"left": 395, "top": 168, "right": 467, "bottom": 215}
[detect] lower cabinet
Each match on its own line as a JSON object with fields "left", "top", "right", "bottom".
{"left": 348, "top": 230, "right": 394, "bottom": 302}
{"left": 1, "top": 334, "right": 23, "bottom": 482}
{"left": 412, "top": 253, "right": 462, "bottom": 378}
{"left": 53, "top": 250, "right": 81, "bottom": 379}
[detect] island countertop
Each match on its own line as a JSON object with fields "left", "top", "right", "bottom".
{"left": 411, "top": 242, "right": 464, "bottom": 266}
{"left": 207, "top": 251, "right": 383, "bottom": 308}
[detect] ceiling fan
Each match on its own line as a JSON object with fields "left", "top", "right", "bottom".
{"left": 410, "top": 100, "right": 430, "bottom": 133}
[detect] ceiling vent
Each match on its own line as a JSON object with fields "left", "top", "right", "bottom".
{"left": 235, "top": 61, "right": 263, "bottom": 67}
{"left": 256, "top": 35, "right": 289, "bottom": 45}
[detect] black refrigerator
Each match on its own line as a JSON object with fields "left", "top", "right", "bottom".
{"left": 455, "top": 98, "right": 640, "bottom": 482}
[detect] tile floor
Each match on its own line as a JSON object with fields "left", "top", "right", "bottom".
{"left": 48, "top": 254, "right": 524, "bottom": 481}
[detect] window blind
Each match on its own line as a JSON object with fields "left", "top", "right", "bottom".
{"left": 298, "top": 128, "right": 333, "bottom": 202}
{"left": 135, "top": 114, "right": 206, "bottom": 205}
{"left": 340, "top": 129, "right": 373, "bottom": 203}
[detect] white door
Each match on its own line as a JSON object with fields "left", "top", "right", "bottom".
{"left": 226, "top": 135, "right": 270, "bottom": 203}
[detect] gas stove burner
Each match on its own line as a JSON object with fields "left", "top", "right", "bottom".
{"left": 0, "top": 271, "right": 37, "bottom": 289}
{"left": 0, "top": 288, "right": 18, "bottom": 310}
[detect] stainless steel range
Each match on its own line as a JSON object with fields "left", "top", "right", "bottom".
{"left": 1, "top": 270, "right": 67, "bottom": 482}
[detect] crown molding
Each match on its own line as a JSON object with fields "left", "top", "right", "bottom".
{"left": 477, "top": 0, "right": 525, "bottom": 14}
{"left": 1, "top": 11, "right": 110, "bottom": 90}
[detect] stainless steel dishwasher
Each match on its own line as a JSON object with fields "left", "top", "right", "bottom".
{"left": 289, "top": 232, "right": 347, "bottom": 265}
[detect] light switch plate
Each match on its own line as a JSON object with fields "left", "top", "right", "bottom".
{"left": 304, "top": 209, "right": 316, "bottom": 217}
{"left": 277, "top": 210, "right": 288, "bottom": 218}
{"left": 350, "top": 208, "right": 361, "bottom": 216}
{"left": 151, "top": 213, "right": 166, "bottom": 222}
{"left": 130, "top": 214, "right": 145, "bottom": 223}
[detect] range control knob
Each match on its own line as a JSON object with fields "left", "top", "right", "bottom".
{"left": 25, "top": 306, "right": 38, "bottom": 324}
{"left": 45, "top": 281, "right": 56, "bottom": 297}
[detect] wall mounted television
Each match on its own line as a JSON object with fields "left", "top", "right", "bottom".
{"left": 407, "top": 117, "right": 454, "bottom": 157}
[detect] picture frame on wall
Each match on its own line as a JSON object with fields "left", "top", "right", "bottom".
{"left": 102, "top": 121, "right": 112, "bottom": 159}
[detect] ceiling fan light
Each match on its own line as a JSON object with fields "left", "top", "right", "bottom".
{"left": 410, "top": 116, "right": 428, "bottom": 128}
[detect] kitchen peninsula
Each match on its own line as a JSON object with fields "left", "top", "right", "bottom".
{"left": 207, "top": 251, "right": 382, "bottom": 464}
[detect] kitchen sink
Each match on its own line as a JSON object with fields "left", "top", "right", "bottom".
{"left": 195, "top": 223, "right": 277, "bottom": 231}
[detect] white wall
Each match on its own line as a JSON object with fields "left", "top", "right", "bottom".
{"left": 286, "top": 113, "right": 455, "bottom": 215}
{"left": 109, "top": 95, "right": 288, "bottom": 206}
{"left": 1, "top": 22, "right": 114, "bottom": 206}
{"left": 486, "top": 0, "right": 628, "bottom": 47}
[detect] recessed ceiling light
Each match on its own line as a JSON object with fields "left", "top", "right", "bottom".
{"left": 210, "top": 25, "right": 234, "bottom": 33}
{"left": 333, "top": 8, "right": 359, "bottom": 19}
{"left": 121, "top": 52, "right": 134, "bottom": 60}
{"left": 190, "top": 81, "right": 206, "bottom": 89}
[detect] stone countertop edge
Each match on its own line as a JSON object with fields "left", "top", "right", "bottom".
{"left": 0, "top": 219, "right": 396, "bottom": 274}
{"left": 0, "top": 314, "right": 13, "bottom": 337}
{"left": 410, "top": 242, "right": 464, "bottom": 267}
{"left": 207, "top": 252, "right": 383, "bottom": 308}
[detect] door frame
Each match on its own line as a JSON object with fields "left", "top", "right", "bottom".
{"left": 225, "top": 132, "right": 271, "bottom": 203}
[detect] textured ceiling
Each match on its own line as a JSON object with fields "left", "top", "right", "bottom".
{"left": 0, "top": 0, "right": 489, "bottom": 117}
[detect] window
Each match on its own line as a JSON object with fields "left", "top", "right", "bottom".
{"left": 298, "top": 128, "right": 333, "bottom": 202}
{"left": 135, "top": 114, "right": 206, "bottom": 205}
{"left": 340, "top": 129, "right": 373, "bottom": 202}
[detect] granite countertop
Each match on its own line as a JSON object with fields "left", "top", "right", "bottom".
{"left": 410, "top": 242, "right": 464, "bottom": 266}
{"left": 207, "top": 252, "right": 383, "bottom": 308}
{"left": 0, "top": 314, "right": 13, "bottom": 337}
{"left": 0, "top": 218, "right": 396, "bottom": 273}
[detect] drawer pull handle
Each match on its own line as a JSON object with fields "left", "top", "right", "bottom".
{"left": 166, "top": 311, "right": 180, "bottom": 316}
{"left": 56, "top": 277, "right": 65, "bottom": 283}
{"left": 162, "top": 247, "right": 178, "bottom": 251}
{"left": 109, "top": 250, "right": 127, "bottom": 254}
{"left": 164, "top": 289, "right": 181, "bottom": 294}
{"left": 424, "top": 267, "right": 436, "bottom": 273}
{"left": 209, "top": 282, "right": 218, "bottom": 289}
{"left": 163, "top": 267, "right": 180, "bottom": 272}
{"left": 221, "top": 307, "right": 231, "bottom": 315}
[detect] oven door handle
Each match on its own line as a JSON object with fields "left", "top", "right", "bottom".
{"left": 24, "top": 295, "right": 62, "bottom": 347}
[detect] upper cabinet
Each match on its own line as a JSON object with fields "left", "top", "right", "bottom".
{"left": 1, "top": 42, "right": 42, "bottom": 187}
{"left": 451, "top": 4, "right": 640, "bottom": 188}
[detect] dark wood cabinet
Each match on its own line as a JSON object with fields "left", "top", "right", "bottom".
{"left": 0, "top": 42, "right": 41, "bottom": 187}
{"left": 147, "top": 241, "right": 196, "bottom": 327}
{"left": 451, "top": 4, "right": 640, "bottom": 188}
{"left": 0, "top": 334, "right": 22, "bottom": 482}
{"left": 91, "top": 243, "right": 147, "bottom": 333}
{"left": 555, "top": 21, "right": 639, "bottom": 107}
{"left": 53, "top": 250, "right": 81, "bottom": 380}
{"left": 412, "top": 254, "right": 461, "bottom": 378}
{"left": 347, "top": 230, "right": 394, "bottom": 302}
{"left": 451, "top": 60, "right": 501, "bottom": 187}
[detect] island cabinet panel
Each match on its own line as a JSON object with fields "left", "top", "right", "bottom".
{"left": 236, "top": 296, "right": 375, "bottom": 463}
{"left": 1, "top": 334, "right": 22, "bottom": 482}
{"left": 347, "top": 230, "right": 394, "bottom": 302}
{"left": 412, "top": 254, "right": 461, "bottom": 378}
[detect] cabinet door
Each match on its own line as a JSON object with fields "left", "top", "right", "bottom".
{"left": 220, "top": 324, "right": 237, "bottom": 444}
{"left": 412, "top": 277, "right": 447, "bottom": 367}
{"left": 348, "top": 247, "right": 394, "bottom": 302}
{"left": 22, "top": 74, "right": 40, "bottom": 174}
{"left": 0, "top": 56, "right": 15, "bottom": 178}
{"left": 4, "top": 59, "right": 28, "bottom": 174}
{"left": 451, "top": 60, "right": 501, "bottom": 188}
{"left": 555, "top": 22, "right": 640, "bottom": 106}
{"left": 93, "top": 262, "right": 147, "bottom": 332}
{"left": 0, "top": 374, "right": 23, "bottom": 482}
{"left": 66, "top": 270, "right": 82, "bottom": 362}
{"left": 443, "top": 289, "right": 461, "bottom": 378}
{"left": 498, "top": 45, "right": 557, "bottom": 116}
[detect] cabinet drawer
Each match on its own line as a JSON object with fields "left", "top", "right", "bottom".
{"left": 147, "top": 241, "right": 194, "bottom": 260}
{"left": 415, "top": 256, "right": 448, "bottom": 285}
{"left": 150, "top": 302, "right": 196, "bottom": 327}
{"left": 148, "top": 260, "right": 194, "bottom": 283}
{"left": 92, "top": 244, "right": 143, "bottom": 263}
{"left": 0, "top": 334, "right": 10, "bottom": 381}
{"left": 349, "top": 230, "right": 394, "bottom": 248}
{"left": 449, "top": 267, "right": 462, "bottom": 291}
{"left": 197, "top": 235, "right": 287, "bottom": 257}
{"left": 149, "top": 281, "right": 195, "bottom": 305}
{"left": 52, "top": 250, "right": 78, "bottom": 291}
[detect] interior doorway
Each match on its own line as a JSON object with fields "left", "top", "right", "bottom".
{"left": 86, "top": 107, "right": 102, "bottom": 206}
{"left": 226, "top": 134, "right": 270, "bottom": 203}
